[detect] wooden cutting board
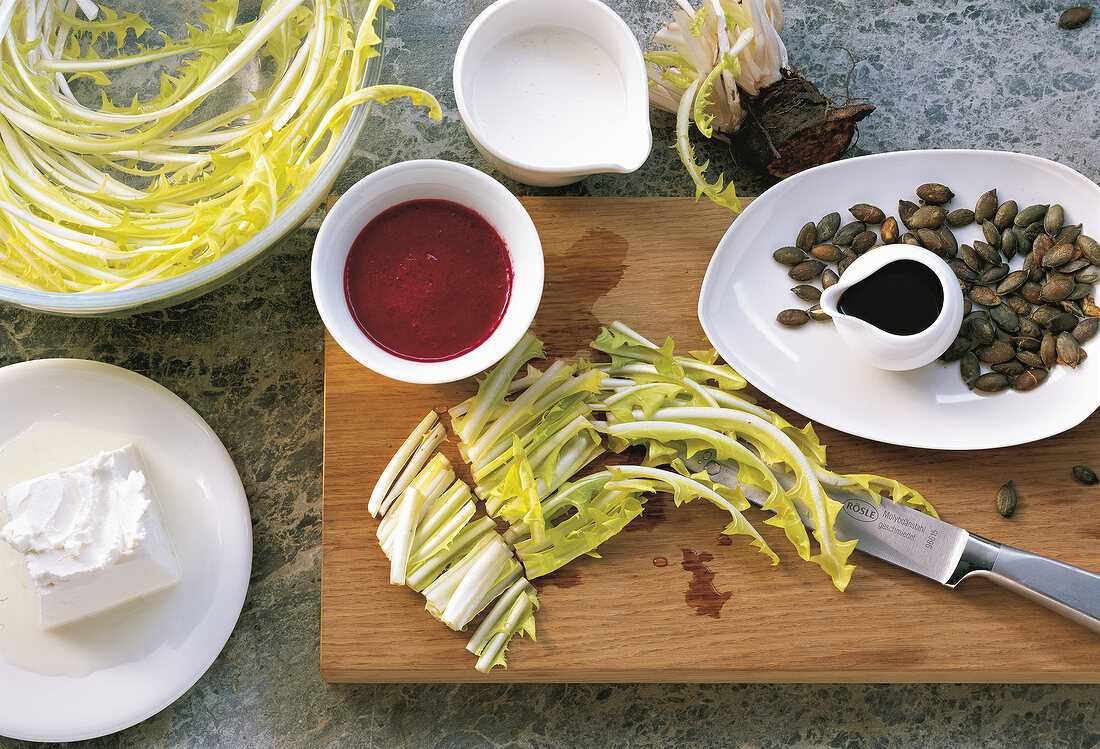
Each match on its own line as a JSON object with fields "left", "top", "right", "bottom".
{"left": 321, "top": 197, "right": 1100, "bottom": 683}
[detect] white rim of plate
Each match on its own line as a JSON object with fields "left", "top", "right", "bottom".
{"left": 0, "top": 359, "right": 252, "bottom": 742}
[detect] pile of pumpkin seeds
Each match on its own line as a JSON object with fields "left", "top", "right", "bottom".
{"left": 773, "top": 184, "right": 1099, "bottom": 393}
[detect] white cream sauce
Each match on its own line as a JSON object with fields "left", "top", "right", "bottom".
{"left": 470, "top": 25, "right": 629, "bottom": 168}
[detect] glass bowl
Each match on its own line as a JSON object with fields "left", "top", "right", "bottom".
{"left": 0, "top": 1, "right": 384, "bottom": 317}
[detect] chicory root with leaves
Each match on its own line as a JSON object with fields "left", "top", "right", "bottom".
{"left": 646, "top": 0, "right": 874, "bottom": 209}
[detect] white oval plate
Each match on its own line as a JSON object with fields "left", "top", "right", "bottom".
{"left": 699, "top": 149, "right": 1100, "bottom": 450}
{"left": 0, "top": 360, "right": 252, "bottom": 742}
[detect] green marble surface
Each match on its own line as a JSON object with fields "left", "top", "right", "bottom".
{"left": 2, "top": 0, "right": 1099, "bottom": 746}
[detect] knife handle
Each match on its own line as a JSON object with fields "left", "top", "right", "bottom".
{"left": 948, "top": 534, "right": 1100, "bottom": 635}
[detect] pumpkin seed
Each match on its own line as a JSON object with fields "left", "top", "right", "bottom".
{"left": 852, "top": 230, "right": 878, "bottom": 253}
{"left": 791, "top": 284, "right": 822, "bottom": 303}
{"left": 1069, "top": 282, "right": 1092, "bottom": 301}
{"left": 936, "top": 225, "right": 958, "bottom": 256}
{"left": 981, "top": 264, "right": 1010, "bottom": 284}
{"left": 1056, "top": 331, "right": 1084, "bottom": 367}
{"left": 993, "top": 360, "right": 1027, "bottom": 377}
{"left": 1041, "top": 332, "right": 1058, "bottom": 368}
{"left": 816, "top": 212, "right": 841, "bottom": 243}
{"left": 776, "top": 309, "right": 810, "bottom": 327}
{"left": 880, "top": 217, "right": 900, "bottom": 244}
{"left": 1044, "top": 203, "right": 1065, "bottom": 236}
{"left": 1032, "top": 306, "right": 1062, "bottom": 326}
{"left": 1004, "top": 295, "right": 1032, "bottom": 317}
{"left": 977, "top": 340, "right": 1014, "bottom": 364}
{"left": 811, "top": 244, "right": 843, "bottom": 262}
{"left": 1013, "top": 369, "right": 1048, "bottom": 392}
{"left": 993, "top": 200, "right": 1018, "bottom": 230}
{"left": 1040, "top": 275, "right": 1075, "bottom": 302}
{"left": 1019, "top": 281, "right": 1044, "bottom": 304}
{"left": 974, "top": 240, "right": 1001, "bottom": 265}
{"left": 807, "top": 304, "right": 831, "bottom": 322}
{"left": 1015, "top": 350, "right": 1045, "bottom": 369}
{"left": 982, "top": 220, "right": 1002, "bottom": 248}
{"left": 940, "top": 335, "right": 972, "bottom": 362}
{"left": 1084, "top": 294, "right": 1100, "bottom": 317}
{"left": 917, "top": 228, "right": 942, "bottom": 253}
{"left": 1042, "top": 244, "right": 1080, "bottom": 268}
{"left": 1015, "top": 204, "right": 1049, "bottom": 227}
{"left": 960, "top": 351, "right": 981, "bottom": 388}
{"left": 898, "top": 200, "right": 920, "bottom": 229}
{"left": 990, "top": 304, "right": 1020, "bottom": 332}
{"left": 849, "top": 203, "right": 885, "bottom": 224}
{"left": 974, "top": 372, "right": 1010, "bottom": 393}
{"left": 821, "top": 268, "right": 839, "bottom": 289}
{"left": 834, "top": 221, "right": 866, "bottom": 247}
{"left": 1075, "top": 265, "right": 1100, "bottom": 284}
{"left": 974, "top": 189, "right": 998, "bottom": 224}
{"left": 969, "top": 285, "right": 1001, "bottom": 307}
{"left": 1079, "top": 235, "right": 1100, "bottom": 266}
{"left": 916, "top": 183, "right": 954, "bottom": 205}
{"left": 960, "top": 244, "right": 983, "bottom": 272}
{"left": 1014, "top": 227, "right": 1031, "bottom": 258}
{"left": 1048, "top": 312, "right": 1081, "bottom": 333}
{"left": 909, "top": 205, "right": 947, "bottom": 230}
{"left": 1059, "top": 6, "right": 1092, "bottom": 28}
{"left": 773, "top": 246, "right": 807, "bottom": 265}
{"left": 947, "top": 208, "right": 975, "bottom": 228}
{"left": 996, "top": 270, "right": 1028, "bottom": 295}
{"left": 1012, "top": 335, "right": 1041, "bottom": 352}
{"left": 949, "top": 259, "right": 981, "bottom": 283}
{"left": 968, "top": 313, "right": 996, "bottom": 344}
{"left": 1055, "top": 223, "right": 1083, "bottom": 246}
{"left": 1072, "top": 317, "right": 1099, "bottom": 343}
{"left": 796, "top": 222, "right": 817, "bottom": 252}
{"left": 1018, "top": 317, "right": 1042, "bottom": 339}
{"left": 996, "top": 481, "right": 1018, "bottom": 518}
{"left": 789, "top": 259, "right": 826, "bottom": 281}
{"left": 1073, "top": 465, "right": 1099, "bottom": 486}
{"left": 1061, "top": 258, "right": 1090, "bottom": 273}
{"left": 900, "top": 232, "right": 921, "bottom": 246}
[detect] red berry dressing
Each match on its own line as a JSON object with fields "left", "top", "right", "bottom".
{"left": 343, "top": 200, "right": 513, "bottom": 362}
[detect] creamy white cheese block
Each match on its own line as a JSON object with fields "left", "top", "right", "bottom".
{"left": 0, "top": 444, "right": 181, "bottom": 629}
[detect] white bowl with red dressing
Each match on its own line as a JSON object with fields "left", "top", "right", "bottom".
{"left": 312, "top": 159, "right": 544, "bottom": 384}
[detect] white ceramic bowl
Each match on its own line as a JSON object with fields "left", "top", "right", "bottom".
{"left": 453, "top": 0, "right": 652, "bottom": 187}
{"left": 312, "top": 160, "right": 543, "bottom": 384}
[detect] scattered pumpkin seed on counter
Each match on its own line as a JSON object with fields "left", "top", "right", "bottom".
{"left": 1073, "top": 466, "right": 1099, "bottom": 486}
{"left": 772, "top": 184, "right": 1098, "bottom": 393}
{"left": 996, "top": 481, "right": 1019, "bottom": 518}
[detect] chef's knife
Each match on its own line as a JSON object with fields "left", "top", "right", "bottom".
{"left": 680, "top": 449, "right": 1100, "bottom": 634}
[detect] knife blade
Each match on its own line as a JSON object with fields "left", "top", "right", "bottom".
{"left": 680, "top": 448, "right": 1100, "bottom": 634}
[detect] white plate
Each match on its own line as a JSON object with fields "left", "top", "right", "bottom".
{"left": 0, "top": 360, "right": 251, "bottom": 742}
{"left": 699, "top": 149, "right": 1100, "bottom": 450}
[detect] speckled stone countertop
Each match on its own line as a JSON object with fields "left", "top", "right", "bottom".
{"left": 2, "top": 0, "right": 1099, "bottom": 746}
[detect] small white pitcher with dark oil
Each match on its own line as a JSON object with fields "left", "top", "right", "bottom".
{"left": 819, "top": 244, "right": 964, "bottom": 371}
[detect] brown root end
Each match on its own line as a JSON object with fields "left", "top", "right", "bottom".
{"left": 731, "top": 75, "right": 875, "bottom": 180}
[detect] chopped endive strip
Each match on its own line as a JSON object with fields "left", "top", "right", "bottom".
{"left": 386, "top": 486, "right": 428, "bottom": 585}
{"left": 367, "top": 411, "right": 438, "bottom": 517}
{"left": 454, "top": 333, "right": 544, "bottom": 445}
{"left": 378, "top": 421, "right": 447, "bottom": 517}
{"left": 377, "top": 453, "right": 454, "bottom": 557}
{"left": 467, "top": 578, "right": 538, "bottom": 673}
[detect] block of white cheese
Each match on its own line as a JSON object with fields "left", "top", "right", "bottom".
{"left": 0, "top": 444, "right": 182, "bottom": 629}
